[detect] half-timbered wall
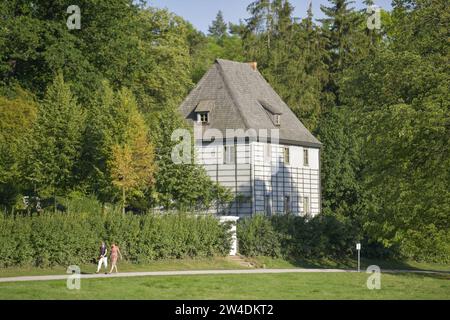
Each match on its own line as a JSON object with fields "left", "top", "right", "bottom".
{"left": 195, "top": 141, "right": 320, "bottom": 217}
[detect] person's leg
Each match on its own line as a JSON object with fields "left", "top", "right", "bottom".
{"left": 103, "top": 257, "right": 108, "bottom": 271}
{"left": 96, "top": 258, "right": 102, "bottom": 273}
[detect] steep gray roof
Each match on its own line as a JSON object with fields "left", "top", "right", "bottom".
{"left": 179, "top": 59, "right": 322, "bottom": 148}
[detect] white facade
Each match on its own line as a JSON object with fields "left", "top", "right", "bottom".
{"left": 196, "top": 141, "right": 321, "bottom": 217}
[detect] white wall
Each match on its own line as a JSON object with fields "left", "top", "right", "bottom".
{"left": 251, "top": 142, "right": 321, "bottom": 217}
{"left": 195, "top": 141, "right": 321, "bottom": 217}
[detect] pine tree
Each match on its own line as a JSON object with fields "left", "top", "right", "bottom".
{"left": 245, "top": 0, "right": 330, "bottom": 131}
{"left": 320, "top": 0, "right": 362, "bottom": 103}
{"left": 208, "top": 11, "right": 228, "bottom": 39}
{"left": 26, "top": 72, "right": 85, "bottom": 198}
{"left": 243, "top": 0, "right": 273, "bottom": 62}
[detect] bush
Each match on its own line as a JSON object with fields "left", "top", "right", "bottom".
{"left": 237, "top": 215, "right": 283, "bottom": 257}
{"left": 0, "top": 211, "right": 231, "bottom": 267}
{"left": 238, "top": 214, "right": 357, "bottom": 259}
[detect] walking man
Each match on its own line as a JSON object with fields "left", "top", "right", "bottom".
{"left": 96, "top": 241, "right": 108, "bottom": 274}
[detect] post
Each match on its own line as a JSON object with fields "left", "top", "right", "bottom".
{"left": 356, "top": 243, "right": 361, "bottom": 272}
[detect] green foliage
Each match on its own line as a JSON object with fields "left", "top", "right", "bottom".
{"left": 0, "top": 0, "right": 448, "bottom": 264}
{"left": 0, "top": 210, "right": 231, "bottom": 267}
{"left": 0, "top": 1, "right": 193, "bottom": 108}
{"left": 316, "top": 107, "right": 367, "bottom": 223}
{"left": 208, "top": 11, "right": 228, "bottom": 39}
{"left": 337, "top": 0, "right": 450, "bottom": 262}
{"left": 237, "top": 215, "right": 283, "bottom": 257}
{"left": 148, "top": 108, "right": 233, "bottom": 211}
{"left": 238, "top": 214, "right": 358, "bottom": 259}
{"left": 24, "top": 72, "right": 85, "bottom": 196}
{"left": 242, "top": 0, "right": 330, "bottom": 131}
{"left": 0, "top": 87, "right": 37, "bottom": 207}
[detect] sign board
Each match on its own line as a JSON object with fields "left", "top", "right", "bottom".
{"left": 356, "top": 243, "right": 361, "bottom": 250}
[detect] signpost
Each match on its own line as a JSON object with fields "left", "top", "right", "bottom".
{"left": 356, "top": 243, "right": 361, "bottom": 272}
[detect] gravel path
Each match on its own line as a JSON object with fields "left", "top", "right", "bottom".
{"left": 0, "top": 268, "right": 448, "bottom": 283}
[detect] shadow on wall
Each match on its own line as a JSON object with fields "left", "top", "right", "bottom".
{"left": 218, "top": 156, "right": 298, "bottom": 216}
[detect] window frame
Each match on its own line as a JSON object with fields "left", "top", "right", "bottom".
{"left": 274, "top": 114, "right": 281, "bottom": 126}
{"left": 198, "top": 112, "right": 209, "bottom": 124}
{"left": 223, "top": 145, "right": 235, "bottom": 164}
{"left": 264, "top": 143, "right": 272, "bottom": 164}
{"left": 284, "top": 195, "right": 291, "bottom": 214}
{"left": 303, "top": 196, "right": 310, "bottom": 215}
{"left": 265, "top": 194, "right": 272, "bottom": 216}
{"left": 283, "top": 146, "right": 290, "bottom": 165}
{"left": 303, "top": 148, "right": 309, "bottom": 167}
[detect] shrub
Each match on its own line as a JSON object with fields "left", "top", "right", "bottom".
{"left": 237, "top": 215, "right": 283, "bottom": 257}
{"left": 0, "top": 211, "right": 231, "bottom": 267}
{"left": 238, "top": 214, "right": 357, "bottom": 259}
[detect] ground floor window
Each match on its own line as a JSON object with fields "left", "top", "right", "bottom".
{"left": 265, "top": 195, "right": 271, "bottom": 216}
{"left": 284, "top": 195, "right": 291, "bottom": 214}
{"left": 303, "top": 196, "right": 310, "bottom": 215}
{"left": 224, "top": 145, "right": 235, "bottom": 164}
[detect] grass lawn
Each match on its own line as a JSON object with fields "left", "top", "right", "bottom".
{"left": 0, "top": 272, "right": 449, "bottom": 300}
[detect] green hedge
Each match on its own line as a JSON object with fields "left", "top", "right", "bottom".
{"left": 237, "top": 214, "right": 357, "bottom": 259}
{"left": 0, "top": 212, "right": 231, "bottom": 267}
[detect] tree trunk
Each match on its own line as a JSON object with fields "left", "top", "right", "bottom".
{"left": 54, "top": 188, "right": 57, "bottom": 214}
{"left": 122, "top": 187, "right": 126, "bottom": 215}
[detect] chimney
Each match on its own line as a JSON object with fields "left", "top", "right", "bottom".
{"left": 249, "top": 61, "right": 257, "bottom": 71}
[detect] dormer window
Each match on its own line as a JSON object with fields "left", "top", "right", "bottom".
{"left": 259, "top": 100, "right": 282, "bottom": 126}
{"left": 274, "top": 114, "right": 281, "bottom": 126}
{"left": 198, "top": 112, "right": 209, "bottom": 124}
{"left": 195, "top": 100, "right": 214, "bottom": 125}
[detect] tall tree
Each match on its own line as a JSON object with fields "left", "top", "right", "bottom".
{"left": 208, "top": 11, "right": 228, "bottom": 39}
{"left": 338, "top": 0, "right": 450, "bottom": 261}
{"left": 25, "top": 72, "right": 85, "bottom": 199}
{"left": 81, "top": 83, "right": 156, "bottom": 212}
{"left": 0, "top": 2, "right": 194, "bottom": 111}
{"left": 320, "top": 0, "right": 362, "bottom": 103}
{"left": 79, "top": 81, "right": 118, "bottom": 204}
{"left": 0, "top": 87, "right": 37, "bottom": 208}
{"left": 242, "top": 0, "right": 329, "bottom": 131}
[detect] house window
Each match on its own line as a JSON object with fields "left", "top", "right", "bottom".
{"left": 264, "top": 144, "right": 272, "bottom": 164}
{"left": 224, "top": 145, "right": 235, "bottom": 164}
{"left": 265, "top": 195, "right": 272, "bottom": 216}
{"left": 198, "top": 112, "right": 209, "bottom": 124}
{"left": 303, "top": 196, "right": 310, "bottom": 215}
{"left": 284, "top": 195, "right": 291, "bottom": 214}
{"left": 303, "top": 148, "right": 309, "bottom": 166}
{"left": 274, "top": 114, "right": 281, "bottom": 126}
{"left": 283, "top": 147, "right": 290, "bottom": 165}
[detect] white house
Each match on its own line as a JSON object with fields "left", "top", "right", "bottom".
{"left": 179, "top": 59, "right": 321, "bottom": 217}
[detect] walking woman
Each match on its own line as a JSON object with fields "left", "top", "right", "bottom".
{"left": 109, "top": 243, "right": 123, "bottom": 273}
